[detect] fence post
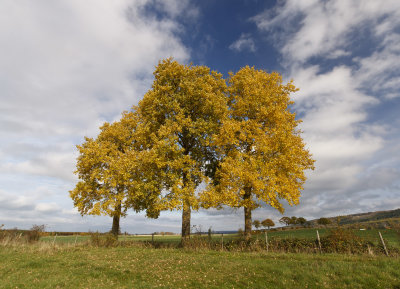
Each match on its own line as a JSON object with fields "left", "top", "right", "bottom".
{"left": 378, "top": 231, "right": 389, "bottom": 256}
{"left": 221, "top": 233, "right": 224, "bottom": 250}
{"left": 316, "top": 230, "right": 322, "bottom": 253}
{"left": 74, "top": 235, "right": 78, "bottom": 246}
{"left": 152, "top": 233, "right": 154, "bottom": 244}
{"left": 52, "top": 234, "right": 57, "bottom": 246}
{"left": 265, "top": 231, "right": 269, "bottom": 252}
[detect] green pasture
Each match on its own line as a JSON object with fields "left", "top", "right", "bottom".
{"left": 262, "top": 228, "right": 399, "bottom": 248}
{"left": 0, "top": 245, "right": 399, "bottom": 289}
{"left": 39, "top": 228, "right": 399, "bottom": 249}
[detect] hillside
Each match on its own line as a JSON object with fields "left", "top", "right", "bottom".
{"left": 338, "top": 208, "right": 400, "bottom": 225}
{"left": 305, "top": 208, "right": 400, "bottom": 228}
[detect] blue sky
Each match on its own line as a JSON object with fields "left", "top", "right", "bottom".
{"left": 1, "top": 0, "right": 399, "bottom": 233}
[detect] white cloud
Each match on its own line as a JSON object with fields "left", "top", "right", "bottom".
{"left": 253, "top": 0, "right": 400, "bottom": 65}
{"left": 229, "top": 33, "right": 256, "bottom": 53}
{"left": 0, "top": 0, "right": 190, "bottom": 177}
{"left": 251, "top": 0, "right": 400, "bottom": 218}
{"left": 0, "top": 0, "right": 193, "bottom": 231}
{"left": 35, "top": 203, "right": 61, "bottom": 213}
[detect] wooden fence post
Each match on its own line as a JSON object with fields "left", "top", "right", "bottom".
{"left": 74, "top": 235, "right": 78, "bottom": 246}
{"left": 316, "top": 230, "right": 322, "bottom": 253}
{"left": 265, "top": 231, "right": 269, "bottom": 252}
{"left": 378, "top": 231, "right": 389, "bottom": 256}
{"left": 221, "top": 233, "right": 224, "bottom": 250}
{"left": 152, "top": 233, "right": 154, "bottom": 244}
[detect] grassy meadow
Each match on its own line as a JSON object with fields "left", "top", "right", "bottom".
{"left": 1, "top": 244, "right": 400, "bottom": 289}
{"left": 1, "top": 227, "right": 398, "bottom": 288}
{"left": 39, "top": 228, "right": 400, "bottom": 249}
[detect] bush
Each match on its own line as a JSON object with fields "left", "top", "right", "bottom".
{"left": 90, "top": 232, "right": 118, "bottom": 247}
{"left": 25, "top": 225, "right": 45, "bottom": 243}
{"left": 266, "top": 238, "right": 317, "bottom": 253}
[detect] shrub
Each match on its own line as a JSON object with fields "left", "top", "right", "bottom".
{"left": 25, "top": 224, "right": 46, "bottom": 243}
{"left": 317, "top": 217, "right": 331, "bottom": 226}
{"left": 90, "top": 232, "right": 118, "bottom": 247}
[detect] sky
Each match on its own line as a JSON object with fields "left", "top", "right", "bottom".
{"left": 1, "top": 0, "right": 399, "bottom": 233}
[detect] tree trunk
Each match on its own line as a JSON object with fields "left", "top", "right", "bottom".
{"left": 111, "top": 203, "right": 121, "bottom": 237}
{"left": 181, "top": 168, "right": 191, "bottom": 243}
{"left": 243, "top": 187, "right": 252, "bottom": 240}
{"left": 244, "top": 206, "right": 252, "bottom": 240}
{"left": 181, "top": 199, "right": 191, "bottom": 241}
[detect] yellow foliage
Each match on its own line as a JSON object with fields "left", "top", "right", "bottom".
{"left": 70, "top": 60, "right": 314, "bottom": 230}
{"left": 200, "top": 66, "right": 315, "bottom": 213}
{"left": 69, "top": 110, "right": 161, "bottom": 218}
{"left": 136, "top": 58, "right": 228, "bottom": 212}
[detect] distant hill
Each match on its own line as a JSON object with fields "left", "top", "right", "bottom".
{"left": 337, "top": 208, "right": 400, "bottom": 225}
{"left": 306, "top": 208, "right": 400, "bottom": 228}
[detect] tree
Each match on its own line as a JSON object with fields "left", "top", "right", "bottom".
{"left": 290, "top": 216, "right": 298, "bottom": 225}
{"left": 252, "top": 220, "right": 261, "bottom": 230}
{"left": 136, "top": 59, "right": 227, "bottom": 240}
{"left": 201, "top": 66, "right": 315, "bottom": 239}
{"left": 297, "top": 217, "right": 307, "bottom": 226}
{"left": 261, "top": 218, "right": 275, "bottom": 230}
{"left": 70, "top": 111, "right": 160, "bottom": 236}
{"left": 317, "top": 217, "right": 331, "bottom": 227}
{"left": 279, "top": 217, "right": 291, "bottom": 226}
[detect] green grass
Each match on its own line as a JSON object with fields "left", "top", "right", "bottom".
{"left": 40, "top": 235, "right": 90, "bottom": 244}
{"left": 263, "top": 228, "right": 399, "bottom": 247}
{"left": 39, "top": 228, "right": 400, "bottom": 249}
{"left": 0, "top": 245, "right": 399, "bottom": 288}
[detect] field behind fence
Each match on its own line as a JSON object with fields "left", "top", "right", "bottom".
{"left": 38, "top": 228, "right": 400, "bottom": 254}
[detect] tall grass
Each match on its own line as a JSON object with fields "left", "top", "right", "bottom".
{"left": 0, "top": 245, "right": 399, "bottom": 289}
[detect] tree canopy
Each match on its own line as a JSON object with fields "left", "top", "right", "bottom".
{"left": 135, "top": 59, "right": 227, "bottom": 239}
{"left": 201, "top": 66, "right": 315, "bottom": 238}
{"left": 70, "top": 111, "right": 160, "bottom": 235}
{"left": 70, "top": 60, "right": 314, "bottom": 239}
{"left": 261, "top": 218, "right": 275, "bottom": 229}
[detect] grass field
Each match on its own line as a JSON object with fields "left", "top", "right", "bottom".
{"left": 0, "top": 245, "right": 399, "bottom": 289}
{"left": 39, "top": 228, "right": 400, "bottom": 249}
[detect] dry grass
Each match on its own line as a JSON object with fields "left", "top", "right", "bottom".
{"left": 0, "top": 244, "right": 399, "bottom": 288}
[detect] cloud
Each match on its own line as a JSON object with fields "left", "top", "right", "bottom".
{"left": 251, "top": 0, "right": 400, "bottom": 219}
{"left": 0, "top": 0, "right": 190, "bottom": 180}
{"left": 0, "top": 0, "right": 193, "bottom": 231}
{"left": 229, "top": 33, "right": 256, "bottom": 53}
{"left": 253, "top": 0, "right": 400, "bottom": 64}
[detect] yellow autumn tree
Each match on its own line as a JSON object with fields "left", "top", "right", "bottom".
{"left": 136, "top": 58, "right": 227, "bottom": 240}
{"left": 70, "top": 110, "right": 161, "bottom": 236}
{"left": 200, "top": 66, "right": 315, "bottom": 239}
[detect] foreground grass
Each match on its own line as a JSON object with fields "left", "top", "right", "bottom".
{"left": 0, "top": 245, "right": 399, "bottom": 289}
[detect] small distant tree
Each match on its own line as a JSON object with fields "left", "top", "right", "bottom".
{"left": 290, "top": 216, "right": 298, "bottom": 225}
{"left": 252, "top": 220, "right": 261, "bottom": 230}
{"left": 31, "top": 224, "right": 46, "bottom": 232}
{"left": 297, "top": 217, "right": 307, "bottom": 226}
{"left": 318, "top": 217, "right": 331, "bottom": 226}
{"left": 261, "top": 218, "right": 275, "bottom": 230}
{"left": 208, "top": 227, "right": 212, "bottom": 240}
{"left": 26, "top": 224, "right": 46, "bottom": 242}
{"left": 279, "top": 217, "right": 291, "bottom": 226}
